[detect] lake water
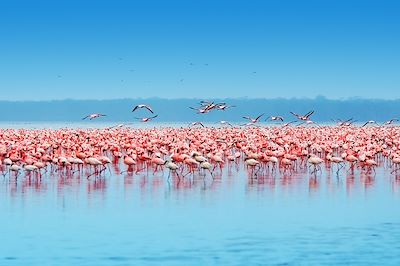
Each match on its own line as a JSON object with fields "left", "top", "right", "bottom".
{"left": 0, "top": 122, "right": 399, "bottom": 265}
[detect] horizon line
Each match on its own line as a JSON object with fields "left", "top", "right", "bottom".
{"left": 1, "top": 96, "right": 400, "bottom": 102}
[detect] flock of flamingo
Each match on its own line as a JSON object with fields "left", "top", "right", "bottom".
{"left": 1, "top": 101, "right": 400, "bottom": 183}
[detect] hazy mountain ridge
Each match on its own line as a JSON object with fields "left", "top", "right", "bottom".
{"left": 0, "top": 98, "right": 398, "bottom": 122}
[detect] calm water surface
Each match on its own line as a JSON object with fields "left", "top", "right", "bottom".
{"left": 0, "top": 122, "right": 399, "bottom": 265}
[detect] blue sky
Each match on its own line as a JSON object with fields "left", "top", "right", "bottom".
{"left": 0, "top": 0, "right": 399, "bottom": 100}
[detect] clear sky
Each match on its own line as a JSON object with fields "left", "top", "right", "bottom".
{"left": 0, "top": 0, "right": 399, "bottom": 100}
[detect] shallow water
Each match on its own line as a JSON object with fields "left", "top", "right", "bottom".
{"left": 1, "top": 123, "right": 400, "bottom": 265}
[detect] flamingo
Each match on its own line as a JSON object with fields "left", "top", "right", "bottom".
{"left": 334, "top": 118, "right": 354, "bottom": 126}
{"left": 132, "top": 104, "right": 154, "bottom": 113}
{"left": 164, "top": 161, "right": 179, "bottom": 180}
{"left": 216, "top": 104, "right": 236, "bottom": 111}
{"left": 290, "top": 110, "right": 314, "bottom": 121}
{"left": 135, "top": 115, "right": 158, "bottom": 122}
{"left": 86, "top": 157, "right": 106, "bottom": 178}
{"left": 82, "top": 113, "right": 107, "bottom": 120}
{"left": 189, "top": 122, "right": 205, "bottom": 128}
{"left": 362, "top": 120, "right": 379, "bottom": 127}
{"left": 200, "top": 161, "right": 214, "bottom": 178}
{"left": 384, "top": 119, "right": 399, "bottom": 125}
{"left": 281, "top": 121, "right": 297, "bottom": 127}
{"left": 244, "top": 158, "right": 260, "bottom": 177}
{"left": 329, "top": 155, "right": 345, "bottom": 175}
{"left": 199, "top": 101, "right": 218, "bottom": 112}
{"left": 242, "top": 114, "right": 264, "bottom": 124}
{"left": 220, "top": 121, "right": 234, "bottom": 127}
{"left": 297, "top": 120, "right": 319, "bottom": 127}
{"left": 189, "top": 107, "right": 209, "bottom": 114}
{"left": 0, "top": 122, "right": 399, "bottom": 185}
{"left": 267, "top": 116, "right": 284, "bottom": 122}
{"left": 307, "top": 155, "right": 323, "bottom": 174}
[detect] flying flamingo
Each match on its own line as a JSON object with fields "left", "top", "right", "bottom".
{"left": 189, "top": 107, "right": 209, "bottom": 114}
{"left": 267, "top": 116, "right": 284, "bottom": 122}
{"left": 242, "top": 114, "right": 264, "bottom": 124}
{"left": 132, "top": 104, "right": 154, "bottom": 113}
{"left": 297, "top": 120, "right": 319, "bottom": 127}
{"left": 281, "top": 121, "right": 297, "bottom": 127}
{"left": 290, "top": 110, "right": 314, "bottom": 121}
{"left": 216, "top": 104, "right": 236, "bottom": 111}
{"left": 362, "top": 120, "right": 379, "bottom": 127}
{"left": 135, "top": 115, "right": 158, "bottom": 122}
{"left": 199, "top": 101, "right": 218, "bottom": 111}
{"left": 82, "top": 113, "right": 107, "bottom": 120}
{"left": 384, "top": 119, "right": 399, "bottom": 125}
{"left": 220, "top": 121, "right": 233, "bottom": 127}
{"left": 333, "top": 118, "right": 354, "bottom": 126}
{"left": 106, "top": 123, "right": 134, "bottom": 130}
{"left": 189, "top": 122, "right": 205, "bottom": 128}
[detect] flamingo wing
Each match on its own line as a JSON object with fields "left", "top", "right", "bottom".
{"left": 290, "top": 112, "right": 300, "bottom": 118}
{"left": 255, "top": 113, "right": 264, "bottom": 121}
{"left": 144, "top": 105, "right": 154, "bottom": 113}
{"left": 304, "top": 110, "right": 314, "bottom": 118}
{"left": 361, "top": 122, "right": 369, "bottom": 127}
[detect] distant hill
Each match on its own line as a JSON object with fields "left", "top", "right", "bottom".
{"left": 0, "top": 97, "right": 398, "bottom": 122}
